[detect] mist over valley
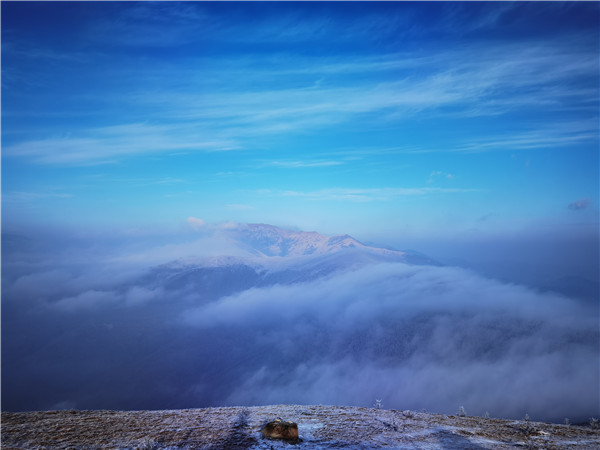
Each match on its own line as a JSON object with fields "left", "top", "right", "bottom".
{"left": 2, "top": 222, "right": 597, "bottom": 424}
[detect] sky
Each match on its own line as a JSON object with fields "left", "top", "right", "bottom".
{"left": 2, "top": 2, "right": 598, "bottom": 243}
{"left": 1, "top": 2, "right": 599, "bottom": 420}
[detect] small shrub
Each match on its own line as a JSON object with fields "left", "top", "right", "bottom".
{"left": 136, "top": 437, "right": 158, "bottom": 450}
{"left": 522, "top": 414, "right": 537, "bottom": 435}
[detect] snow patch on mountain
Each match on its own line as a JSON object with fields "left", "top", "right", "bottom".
{"left": 225, "top": 223, "right": 374, "bottom": 257}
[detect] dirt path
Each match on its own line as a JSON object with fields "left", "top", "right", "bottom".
{"left": 3, "top": 404, "right": 600, "bottom": 449}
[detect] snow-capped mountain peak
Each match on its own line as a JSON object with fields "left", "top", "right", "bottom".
{"left": 223, "top": 223, "right": 375, "bottom": 257}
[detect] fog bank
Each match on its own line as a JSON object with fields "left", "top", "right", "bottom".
{"left": 2, "top": 227, "right": 598, "bottom": 423}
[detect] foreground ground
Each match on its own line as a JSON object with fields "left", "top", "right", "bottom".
{"left": 2, "top": 404, "right": 600, "bottom": 449}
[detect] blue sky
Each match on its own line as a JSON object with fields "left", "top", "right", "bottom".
{"left": 2, "top": 1, "right": 598, "bottom": 245}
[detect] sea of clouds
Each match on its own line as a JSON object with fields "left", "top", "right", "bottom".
{"left": 2, "top": 225, "right": 598, "bottom": 423}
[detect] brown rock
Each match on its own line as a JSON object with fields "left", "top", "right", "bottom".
{"left": 260, "top": 418, "right": 299, "bottom": 440}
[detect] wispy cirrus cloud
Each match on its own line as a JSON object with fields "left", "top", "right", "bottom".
{"left": 4, "top": 34, "right": 596, "bottom": 165}
{"left": 126, "top": 43, "right": 596, "bottom": 146}
{"left": 453, "top": 121, "right": 599, "bottom": 154}
{"left": 225, "top": 204, "right": 255, "bottom": 211}
{"left": 86, "top": 2, "right": 211, "bottom": 48}
{"left": 2, "top": 191, "right": 74, "bottom": 203}
{"left": 87, "top": 3, "right": 413, "bottom": 48}
{"left": 276, "top": 187, "right": 479, "bottom": 202}
{"left": 2, "top": 123, "right": 239, "bottom": 165}
{"left": 328, "top": 118, "right": 598, "bottom": 158}
{"left": 268, "top": 160, "right": 344, "bottom": 168}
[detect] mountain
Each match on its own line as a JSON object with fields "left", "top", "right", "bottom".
{"left": 177, "top": 222, "right": 439, "bottom": 264}
{"left": 222, "top": 222, "right": 390, "bottom": 257}
{"left": 143, "top": 223, "right": 439, "bottom": 298}
{"left": 237, "top": 223, "right": 359, "bottom": 256}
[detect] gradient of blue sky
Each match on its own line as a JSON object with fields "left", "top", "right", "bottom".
{"left": 2, "top": 1, "right": 598, "bottom": 242}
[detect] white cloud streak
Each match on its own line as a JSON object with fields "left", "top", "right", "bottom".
{"left": 268, "top": 160, "right": 344, "bottom": 168}
{"left": 2, "top": 191, "right": 74, "bottom": 203}
{"left": 453, "top": 122, "right": 599, "bottom": 154}
{"left": 2, "top": 123, "right": 240, "bottom": 165}
{"left": 276, "top": 187, "right": 479, "bottom": 202}
{"left": 4, "top": 33, "right": 596, "bottom": 164}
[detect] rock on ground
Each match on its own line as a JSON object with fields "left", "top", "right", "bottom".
{"left": 2, "top": 404, "right": 600, "bottom": 449}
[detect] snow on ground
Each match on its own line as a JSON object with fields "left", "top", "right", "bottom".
{"left": 2, "top": 404, "right": 599, "bottom": 449}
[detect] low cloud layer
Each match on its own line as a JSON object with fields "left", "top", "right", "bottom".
{"left": 183, "top": 263, "right": 597, "bottom": 421}
{"left": 569, "top": 198, "right": 591, "bottom": 211}
{"left": 2, "top": 228, "right": 598, "bottom": 423}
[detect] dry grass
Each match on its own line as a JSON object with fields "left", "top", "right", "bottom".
{"left": 3, "top": 404, "right": 600, "bottom": 449}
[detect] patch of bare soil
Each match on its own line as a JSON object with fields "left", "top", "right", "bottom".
{"left": 2, "top": 405, "right": 600, "bottom": 449}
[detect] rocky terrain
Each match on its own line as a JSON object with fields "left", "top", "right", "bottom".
{"left": 2, "top": 404, "right": 600, "bottom": 449}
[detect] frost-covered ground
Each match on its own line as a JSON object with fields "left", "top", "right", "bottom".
{"left": 2, "top": 404, "right": 599, "bottom": 449}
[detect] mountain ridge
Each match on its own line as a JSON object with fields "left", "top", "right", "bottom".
{"left": 223, "top": 222, "right": 381, "bottom": 258}
{"left": 152, "top": 222, "right": 439, "bottom": 288}
{"left": 181, "top": 221, "right": 444, "bottom": 266}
